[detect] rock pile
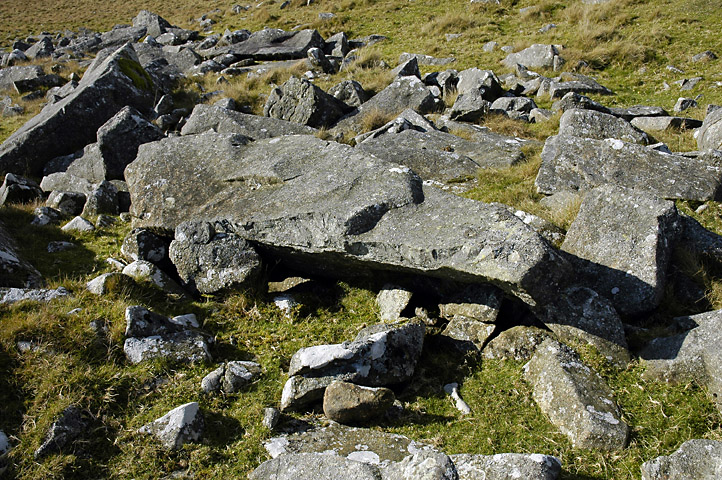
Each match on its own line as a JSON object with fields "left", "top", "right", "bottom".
{"left": 1, "top": 8, "right": 721, "bottom": 478}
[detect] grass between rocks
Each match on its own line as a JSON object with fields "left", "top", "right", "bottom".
{"left": 2, "top": 0, "right": 722, "bottom": 477}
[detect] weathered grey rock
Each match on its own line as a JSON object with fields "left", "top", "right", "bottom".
{"left": 456, "top": 68, "right": 503, "bottom": 99}
{"left": 132, "top": 10, "right": 173, "bottom": 38}
{"left": 439, "top": 284, "right": 502, "bottom": 323}
{"left": 82, "top": 180, "right": 119, "bottom": 216}
{"left": 558, "top": 108, "right": 651, "bottom": 145}
{"left": 391, "top": 57, "right": 421, "bottom": 79}
{"left": 502, "top": 44, "right": 563, "bottom": 70}
{"left": 280, "top": 375, "right": 336, "bottom": 411}
{"left": 306, "top": 47, "right": 335, "bottom": 73}
{"left": 535, "top": 287, "right": 629, "bottom": 364}
{"left": 181, "top": 104, "right": 316, "bottom": 138}
{"left": 376, "top": 284, "right": 413, "bottom": 321}
{"left": 98, "top": 26, "right": 148, "bottom": 51}
{"left": 32, "top": 206, "right": 64, "bottom": 226}
{"left": 482, "top": 326, "right": 552, "bottom": 361}
{"left": 0, "top": 429, "right": 8, "bottom": 475}
{"left": 535, "top": 135, "right": 722, "bottom": 201}
{"left": 125, "top": 305, "right": 185, "bottom": 337}
{"left": 201, "top": 365, "right": 224, "bottom": 393}
{"left": 13, "top": 74, "right": 64, "bottom": 94}
{"left": 264, "top": 76, "right": 350, "bottom": 128}
{"left": 61, "top": 216, "right": 95, "bottom": 232}
{"left": 0, "top": 44, "right": 156, "bottom": 176}
{"left": 224, "top": 360, "right": 262, "bottom": 393}
{"left": 451, "top": 453, "right": 561, "bottom": 480}
{"left": 126, "top": 133, "right": 570, "bottom": 306}
{"left": 86, "top": 272, "right": 133, "bottom": 295}
{"left": 530, "top": 108, "right": 554, "bottom": 123}
{"left": 449, "top": 90, "right": 490, "bottom": 122}
{"left": 0, "top": 286, "right": 70, "bottom": 304}
{"left": 561, "top": 185, "right": 678, "bottom": 315}
{"left": 382, "top": 450, "right": 458, "bottom": 480}
{"left": 399, "top": 52, "right": 456, "bottom": 66}
{"left": 323, "top": 380, "right": 395, "bottom": 424}
{"left": 524, "top": 339, "right": 628, "bottom": 450}
{"left": 169, "top": 221, "right": 262, "bottom": 294}
{"left": 674, "top": 97, "right": 698, "bottom": 114}
{"left": 263, "top": 407, "right": 281, "bottom": 430}
{"left": 506, "top": 207, "right": 564, "bottom": 246}
{"left": 698, "top": 107, "right": 722, "bottom": 151}
{"left": 122, "top": 260, "right": 186, "bottom": 296}
{"left": 263, "top": 421, "right": 432, "bottom": 462}
{"left": 551, "top": 92, "right": 611, "bottom": 114}
{"left": 677, "top": 213, "right": 722, "bottom": 266}
{"left": 288, "top": 320, "right": 425, "bottom": 386}
{"left": 0, "top": 173, "right": 43, "bottom": 205}
{"left": 631, "top": 116, "right": 702, "bottom": 132}
{"left": 24, "top": 37, "right": 54, "bottom": 59}
{"left": 34, "top": 406, "right": 88, "bottom": 460}
{"left": 325, "top": 32, "right": 350, "bottom": 58}
{"left": 121, "top": 228, "right": 170, "bottom": 265}
{"left": 329, "top": 80, "right": 369, "bottom": 107}
{"left": 0, "top": 65, "right": 44, "bottom": 90}
{"left": 47, "top": 241, "right": 76, "bottom": 253}
{"left": 548, "top": 74, "right": 613, "bottom": 99}
{"left": 228, "top": 29, "right": 324, "bottom": 60}
{"left": 354, "top": 108, "right": 437, "bottom": 145}
{"left": 332, "top": 76, "right": 441, "bottom": 135}
{"left": 46, "top": 191, "right": 87, "bottom": 216}
{"left": 641, "top": 439, "right": 722, "bottom": 480}
{"left": 357, "top": 128, "right": 523, "bottom": 183}
{"left": 640, "top": 310, "right": 722, "bottom": 411}
{"left": 490, "top": 96, "right": 538, "bottom": 116}
{"left": 138, "top": 402, "right": 204, "bottom": 449}
{"left": 250, "top": 453, "right": 381, "bottom": 480}
{"left": 124, "top": 330, "right": 210, "bottom": 364}
{"left": 692, "top": 50, "right": 717, "bottom": 62}
{"left": 442, "top": 318, "right": 496, "bottom": 351}
{"left": 608, "top": 105, "right": 668, "bottom": 121}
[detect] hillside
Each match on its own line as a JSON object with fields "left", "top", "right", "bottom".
{"left": 0, "top": 0, "right": 722, "bottom": 479}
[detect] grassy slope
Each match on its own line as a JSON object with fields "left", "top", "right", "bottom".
{"left": 2, "top": 0, "right": 722, "bottom": 478}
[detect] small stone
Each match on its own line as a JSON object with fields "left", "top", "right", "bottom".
{"left": 201, "top": 365, "right": 225, "bottom": 393}
{"left": 376, "top": 284, "right": 413, "bottom": 321}
{"left": 138, "top": 402, "right": 204, "bottom": 449}
{"left": 34, "top": 406, "right": 88, "bottom": 460}
{"left": 86, "top": 272, "right": 133, "bottom": 295}
{"left": 47, "top": 241, "right": 76, "bottom": 253}
{"left": 323, "top": 380, "right": 395, "bottom": 424}
{"left": 61, "top": 216, "right": 95, "bottom": 232}
{"left": 263, "top": 407, "right": 281, "bottom": 430}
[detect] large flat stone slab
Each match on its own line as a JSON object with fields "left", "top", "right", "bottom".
{"left": 125, "top": 133, "right": 570, "bottom": 306}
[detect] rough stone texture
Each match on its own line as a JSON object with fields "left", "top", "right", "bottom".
{"left": 0, "top": 287, "right": 70, "bottom": 305}
{"left": 640, "top": 309, "right": 722, "bottom": 411}
{"left": 382, "top": 450, "right": 458, "bottom": 480}
{"left": 122, "top": 260, "right": 186, "bottom": 296}
{"left": 288, "top": 320, "right": 425, "bottom": 386}
{"left": 560, "top": 184, "right": 678, "bottom": 315}
{"left": 449, "top": 90, "right": 490, "bottom": 122}
{"left": 376, "top": 284, "right": 413, "bottom": 321}
{"left": 126, "top": 133, "right": 570, "bottom": 307}
{"left": 390, "top": 57, "right": 421, "bottom": 79}
{"left": 535, "top": 287, "right": 629, "bottom": 365}
{"left": 225, "top": 28, "right": 324, "bottom": 60}
{"left": 440, "top": 284, "right": 502, "bottom": 349}
{"left": 181, "top": 103, "right": 317, "bottom": 137}
{"left": 535, "top": 135, "right": 722, "bottom": 201}
{"left": 250, "top": 453, "right": 382, "bottom": 480}
{"left": 0, "top": 220, "right": 43, "bottom": 288}
{"left": 169, "top": 221, "right": 263, "bottom": 294}
{"left": 264, "top": 76, "right": 350, "bottom": 128}
{"left": 558, "top": 108, "right": 651, "bottom": 144}
{"left": 329, "top": 80, "right": 369, "bottom": 107}
{"left": 202, "top": 361, "right": 262, "bottom": 394}
{"left": 0, "top": 173, "right": 43, "bottom": 205}
{"left": 502, "top": 44, "right": 563, "bottom": 69}
{"left": 490, "top": 96, "right": 538, "bottom": 117}
{"left": 548, "top": 74, "right": 613, "bottom": 99}
{"left": 280, "top": 375, "right": 336, "bottom": 411}
{"left": 0, "top": 44, "right": 156, "bottom": 176}
{"left": 34, "top": 406, "right": 88, "bottom": 460}
{"left": 263, "top": 422, "right": 433, "bottom": 462}
{"left": 138, "top": 402, "right": 204, "bottom": 449}
{"left": 456, "top": 68, "right": 503, "bottom": 99}
{"left": 698, "top": 107, "right": 722, "bottom": 151}
{"left": 61, "top": 216, "right": 95, "bottom": 232}
{"left": 124, "top": 331, "right": 211, "bottom": 364}
{"left": 451, "top": 453, "right": 561, "bottom": 480}
{"left": 400, "top": 52, "right": 456, "bottom": 66}
{"left": 132, "top": 10, "right": 172, "bottom": 38}
{"left": 507, "top": 207, "right": 565, "bottom": 247}
{"left": 442, "top": 318, "right": 496, "bottom": 351}
{"left": 121, "top": 228, "right": 170, "bottom": 265}
{"left": 678, "top": 214, "right": 722, "bottom": 267}
{"left": 331, "top": 76, "right": 441, "bottom": 135}
{"left": 354, "top": 108, "right": 437, "bottom": 145}
{"left": 482, "top": 326, "right": 552, "bottom": 361}
{"left": 0, "top": 65, "right": 44, "bottom": 90}
{"left": 86, "top": 272, "right": 134, "bottom": 295}
{"left": 641, "top": 439, "right": 722, "bottom": 480}
{"left": 82, "top": 180, "right": 119, "bottom": 216}
{"left": 46, "top": 191, "right": 87, "bottom": 216}
{"left": 608, "top": 105, "right": 668, "bottom": 121}
{"left": 323, "top": 380, "right": 395, "bottom": 424}
{"left": 524, "top": 339, "right": 628, "bottom": 450}
{"left": 630, "top": 116, "right": 702, "bottom": 132}
{"left": 551, "top": 92, "right": 611, "bottom": 114}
